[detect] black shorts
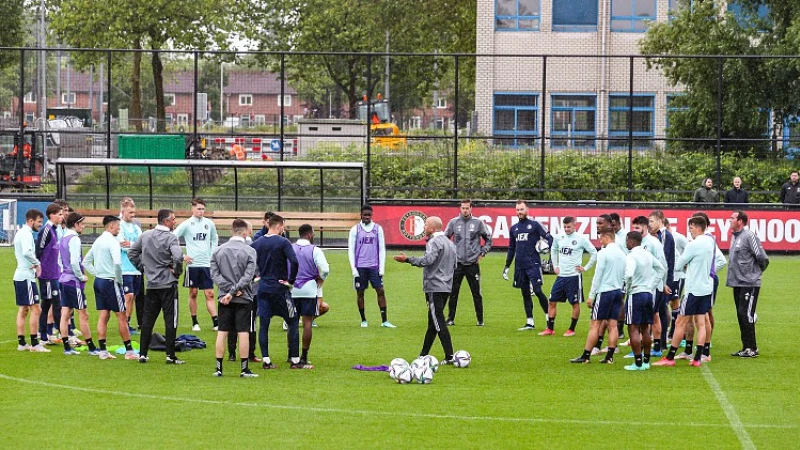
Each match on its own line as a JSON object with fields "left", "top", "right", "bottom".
{"left": 218, "top": 302, "right": 253, "bottom": 333}
{"left": 294, "top": 297, "right": 319, "bottom": 317}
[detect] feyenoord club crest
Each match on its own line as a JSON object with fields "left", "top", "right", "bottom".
{"left": 399, "top": 211, "right": 428, "bottom": 241}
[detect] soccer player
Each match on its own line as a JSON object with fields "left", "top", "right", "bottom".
{"left": 653, "top": 216, "right": 715, "bottom": 368}
{"left": 691, "top": 211, "right": 727, "bottom": 362}
{"left": 118, "top": 197, "right": 143, "bottom": 335}
{"left": 292, "top": 224, "right": 330, "bottom": 367}
{"left": 129, "top": 209, "right": 186, "bottom": 365}
{"left": 348, "top": 204, "right": 394, "bottom": 328}
{"left": 394, "top": 216, "right": 457, "bottom": 364}
{"left": 14, "top": 209, "right": 49, "bottom": 353}
{"left": 444, "top": 199, "right": 492, "bottom": 326}
{"left": 173, "top": 198, "right": 219, "bottom": 331}
{"left": 211, "top": 219, "right": 258, "bottom": 377}
{"left": 84, "top": 215, "right": 136, "bottom": 360}
{"left": 571, "top": 227, "right": 626, "bottom": 364}
{"left": 609, "top": 212, "right": 629, "bottom": 342}
{"left": 35, "top": 203, "right": 64, "bottom": 345}
{"left": 540, "top": 216, "right": 597, "bottom": 336}
{"left": 727, "top": 211, "right": 769, "bottom": 358}
{"left": 665, "top": 217, "right": 687, "bottom": 342}
{"left": 648, "top": 211, "right": 675, "bottom": 356}
{"left": 58, "top": 213, "right": 99, "bottom": 356}
{"left": 623, "top": 231, "right": 665, "bottom": 371}
{"left": 503, "top": 200, "right": 552, "bottom": 330}
{"left": 251, "top": 214, "right": 306, "bottom": 369}
{"left": 253, "top": 211, "right": 290, "bottom": 241}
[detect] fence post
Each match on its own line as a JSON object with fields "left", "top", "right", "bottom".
{"left": 716, "top": 57, "right": 723, "bottom": 188}
{"left": 193, "top": 51, "right": 199, "bottom": 149}
{"left": 105, "top": 165, "right": 110, "bottom": 209}
{"left": 18, "top": 49, "right": 24, "bottom": 132}
{"left": 453, "top": 55, "right": 459, "bottom": 199}
{"left": 148, "top": 166, "right": 153, "bottom": 210}
{"left": 627, "top": 56, "right": 634, "bottom": 202}
{"left": 366, "top": 54, "right": 372, "bottom": 201}
{"left": 278, "top": 53, "right": 285, "bottom": 210}
{"left": 106, "top": 50, "right": 112, "bottom": 158}
{"left": 540, "top": 55, "right": 547, "bottom": 200}
{"left": 234, "top": 167, "right": 239, "bottom": 211}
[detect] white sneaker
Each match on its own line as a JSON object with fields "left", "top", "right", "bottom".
{"left": 590, "top": 347, "right": 601, "bottom": 356}
{"left": 675, "top": 352, "right": 693, "bottom": 360}
{"left": 30, "top": 344, "right": 51, "bottom": 353}
{"left": 99, "top": 351, "right": 116, "bottom": 360}
{"left": 212, "top": 326, "right": 218, "bottom": 331}
{"left": 282, "top": 321, "right": 288, "bottom": 331}
{"left": 619, "top": 339, "right": 631, "bottom": 347}
{"left": 73, "top": 329, "right": 83, "bottom": 337}
{"left": 67, "top": 336, "right": 84, "bottom": 347}
{"left": 192, "top": 324, "right": 201, "bottom": 331}
{"left": 17, "top": 344, "right": 31, "bottom": 351}
{"left": 598, "top": 346, "right": 609, "bottom": 354}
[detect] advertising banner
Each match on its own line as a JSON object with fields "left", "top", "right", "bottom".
{"left": 373, "top": 205, "right": 800, "bottom": 251}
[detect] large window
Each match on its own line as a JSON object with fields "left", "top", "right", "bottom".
{"left": 239, "top": 94, "right": 253, "bottom": 106}
{"left": 495, "top": 0, "right": 540, "bottom": 31}
{"left": 727, "top": 1, "right": 770, "bottom": 28}
{"left": 551, "top": 95, "right": 596, "bottom": 148}
{"left": 493, "top": 93, "right": 538, "bottom": 147}
{"left": 552, "top": 0, "right": 599, "bottom": 32}
{"left": 611, "top": 0, "right": 656, "bottom": 32}
{"left": 608, "top": 94, "right": 654, "bottom": 149}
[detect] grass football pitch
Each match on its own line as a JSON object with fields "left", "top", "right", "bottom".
{"left": 0, "top": 247, "right": 797, "bottom": 448}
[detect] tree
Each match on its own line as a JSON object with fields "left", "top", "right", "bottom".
{"left": 0, "top": 0, "right": 25, "bottom": 69}
{"left": 47, "top": 0, "right": 240, "bottom": 132}
{"left": 247, "top": 0, "right": 476, "bottom": 121}
{"left": 640, "top": 0, "right": 800, "bottom": 158}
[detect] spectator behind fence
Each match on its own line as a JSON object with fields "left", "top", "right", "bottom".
{"left": 724, "top": 176, "right": 749, "bottom": 204}
{"left": 779, "top": 171, "right": 800, "bottom": 205}
{"left": 693, "top": 178, "right": 720, "bottom": 203}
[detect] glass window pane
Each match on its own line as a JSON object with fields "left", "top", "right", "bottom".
{"left": 611, "top": 19, "right": 630, "bottom": 30}
{"left": 495, "top": 94, "right": 537, "bottom": 107}
{"left": 631, "top": 111, "right": 652, "bottom": 132}
{"left": 631, "top": 96, "right": 653, "bottom": 107}
{"left": 552, "top": 111, "right": 572, "bottom": 131}
{"left": 610, "top": 111, "right": 628, "bottom": 132}
{"left": 517, "top": 110, "right": 538, "bottom": 131}
{"left": 636, "top": 0, "right": 656, "bottom": 17}
{"left": 613, "top": 0, "right": 634, "bottom": 16}
{"left": 633, "top": 19, "right": 650, "bottom": 31}
{"left": 519, "top": 18, "right": 540, "bottom": 29}
{"left": 495, "top": 110, "right": 516, "bottom": 131}
{"left": 574, "top": 110, "right": 595, "bottom": 132}
{"left": 519, "top": 0, "right": 540, "bottom": 16}
{"left": 496, "top": 18, "right": 516, "bottom": 29}
{"left": 610, "top": 96, "right": 628, "bottom": 108}
{"left": 553, "top": 0, "right": 598, "bottom": 27}
{"left": 496, "top": 0, "right": 515, "bottom": 16}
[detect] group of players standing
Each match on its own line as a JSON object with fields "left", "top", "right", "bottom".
{"left": 499, "top": 200, "right": 769, "bottom": 370}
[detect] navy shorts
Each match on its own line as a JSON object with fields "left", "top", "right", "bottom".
{"left": 354, "top": 268, "right": 383, "bottom": 291}
{"left": 184, "top": 267, "right": 214, "bottom": 290}
{"left": 669, "top": 279, "right": 683, "bottom": 301}
{"left": 591, "top": 289, "right": 623, "bottom": 321}
{"left": 710, "top": 275, "right": 719, "bottom": 307}
{"left": 61, "top": 284, "right": 88, "bottom": 310}
{"left": 625, "top": 292, "right": 654, "bottom": 325}
{"left": 14, "top": 280, "right": 40, "bottom": 306}
{"left": 256, "top": 290, "right": 297, "bottom": 320}
{"left": 653, "top": 290, "right": 667, "bottom": 314}
{"left": 549, "top": 275, "right": 584, "bottom": 304}
{"left": 123, "top": 275, "right": 142, "bottom": 297}
{"left": 680, "top": 293, "right": 712, "bottom": 316}
{"left": 513, "top": 265, "right": 543, "bottom": 290}
{"left": 294, "top": 297, "right": 319, "bottom": 317}
{"left": 94, "top": 278, "right": 125, "bottom": 312}
{"left": 38, "top": 279, "right": 60, "bottom": 301}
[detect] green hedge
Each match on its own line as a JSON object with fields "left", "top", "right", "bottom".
{"left": 71, "top": 142, "right": 795, "bottom": 203}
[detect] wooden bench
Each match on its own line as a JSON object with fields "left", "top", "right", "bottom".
{"left": 77, "top": 208, "right": 359, "bottom": 246}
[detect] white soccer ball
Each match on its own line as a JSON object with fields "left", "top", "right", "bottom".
{"left": 413, "top": 365, "right": 434, "bottom": 384}
{"left": 535, "top": 239, "right": 550, "bottom": 254}
{"left": 422, "top": 355, "right": 439, "bottom": 373}
{"left": 410, "top": 357, "right": 429, "bottom": 371}
{"left": 392, "top": 365, "right": 413, "bottom": 384}
{"left": 453, "top": 350, "right": 471, "bottom": 368}
{"left": 389, "top": 358, "right": 409, "bottom": 380}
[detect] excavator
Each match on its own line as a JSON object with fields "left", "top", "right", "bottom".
{"left": 0, "top": 125, "right": 45, "bottom": 191}
{"left": 355, "top": 94, "right": 406, "bottom": 149}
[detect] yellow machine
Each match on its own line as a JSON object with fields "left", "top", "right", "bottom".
{"left": 356, "top": 95, "right": 407, "bottom": 149}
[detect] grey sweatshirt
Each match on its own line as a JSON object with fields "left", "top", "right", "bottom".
{"left": 726, "top": 228, "right": 769, "bottom": 287}
{"left": 406, "top": 232, "right": 457, "bottom": 293}
{"left": 210, "top": 236, "right": 257, "bottom": 304}
{"left": 444, "top": 214, "right": 492, "bottom": 265}
{"left": 128, "top": 225, "right": 184, "bottom": 289}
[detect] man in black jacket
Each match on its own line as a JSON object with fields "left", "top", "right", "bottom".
{"left": 779, "top": 171, "right": 800, "bottom": 205}
{"left": 724, "top": 176, "right": 749, "bottom": 204}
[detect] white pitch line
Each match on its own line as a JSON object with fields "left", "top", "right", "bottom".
{"left": 0, "top": 373, "right": 794, "bottom": 430}
{"left": 702, "top": 365, "right": 756, "bottom": 450}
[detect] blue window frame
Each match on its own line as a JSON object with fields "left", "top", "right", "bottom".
{"left": 611, "top": 0, "right": 656, "bottom": 32}
{"left": 552, "top": 0, "right": 598, "bottom": 32}
{"left": 495, "top": 0, "right": 541, "bottom": 31}
{"left": 551, "top": 94, "right": 596, "bottom": 148}
{"left": 668, "top": 0, "right": 693, "bottom": 21}
{"left": 608, "top": 94, "right": 654, "bottom": 149}
{"left": 726, "top": 2, "right": 770, "bottom": 29}
{"left": 493, "top": 93, "right": 539, "bottom": 147}
{"left": 665, "top": 94, "right": 688, "bottom": 134}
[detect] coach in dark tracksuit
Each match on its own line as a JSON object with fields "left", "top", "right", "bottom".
{"left": 444, "top": 200, "right": 492, "bottom": 326}
{"left": 727, "top": 211, "right": 769, "bottom": 358}
{"left": 129, "top": 209, "right": 184, "bottom": 364}
{"left": 394, "top": 216, "right": 457, "bottom": 363}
